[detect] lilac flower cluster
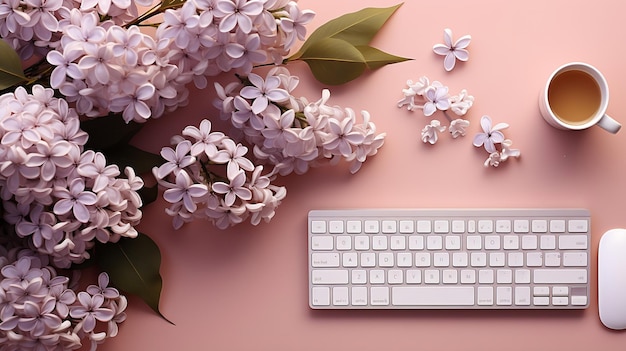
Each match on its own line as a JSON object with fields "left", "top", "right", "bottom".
{"left": 397, "top": 76, "right": 474, "bottom": 145}
{"left": 1, "top": 0, "right": 314, "bottom": 123}
{"left": 215, "top": 67, "right": 386, "bottom": 175}
{"left": 153, "top": 119, "right": 286, "bottom": 229}
{"left": 0, "top": 85, "right": 143, "bottom": 268}
{"left": 0, "top": 248, "right": 127, "bottom": 351}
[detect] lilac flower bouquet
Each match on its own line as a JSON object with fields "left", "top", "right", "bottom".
{"left": 0, "top": 0, "right": 408, "bottom": 349}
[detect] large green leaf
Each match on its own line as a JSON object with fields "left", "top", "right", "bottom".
{"left": 105, "top": 145, "right": 163, "bottom": 175}
{"left": 96, "top": 233, "right": 173, "bottom": 324}
{"left": 81, "top": 114, "right": 143, "bottom": 151}
{"left": 0, "top": 40, "right": 27, "bottom": 90}
{"left": 289, "top": 3, "right": 403, "bottom": 60}
{"left": 298, "top": 37, "right": 367, "bottom": 86}
{"left": 355, "top": 45, "right": 412, "bottom": 69}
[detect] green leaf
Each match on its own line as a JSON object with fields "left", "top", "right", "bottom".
{"left": 96, "top": 233, "right": 173, "bottom": 324}
{"left": 105, "top": 145, "right": 163, "bottom": 175}
{"left": 289, "top": 3, "right": 403, "bottom": 60}
{"left": 158, "top": 0, "right": 186, "bottom": 11}
{"left": 355, "top": 45, "right": 412, "bottom": 70}
{"left": 0, "top": 40, "right": 28, "bottom": 90}
{"left": 137, "top": 185, "right": 158, "bottom": 206}
{"left": 298, "top": 37, "right": 367, "bottom": 86}
{"left": 81, "top": 114, "right": 143, "bottom": 151}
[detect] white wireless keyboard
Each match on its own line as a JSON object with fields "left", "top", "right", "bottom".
{"left": 308, "top": 208, "right": 590, "bottom": 309}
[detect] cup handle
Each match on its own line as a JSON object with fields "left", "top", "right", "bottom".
{"left": 597, "top": 114, "right": 621, "bottom": 134}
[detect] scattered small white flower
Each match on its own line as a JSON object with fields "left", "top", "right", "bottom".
{"left": 421, "top": 120, "right": 446, "bottom": 144}
{"left": 500, "top": 139, "right": 521, "bottom": 161}
{"left": 433, "top": 28, "right": 471, "bottom": 71}
{"left": 484, "top": 152, "right": 502, "bottom": 167}
{"left": 449, "top": 119, "right": 470, "bottom": 138}
{"left": 449, "top": 89, "right": 474, "bottom": 116}
{"left": 473, "top": 115, "right": 508, "bottom": 153}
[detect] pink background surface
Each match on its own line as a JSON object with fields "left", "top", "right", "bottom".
{"left": 99, "top": 0, "right": 626, "bottom": 350}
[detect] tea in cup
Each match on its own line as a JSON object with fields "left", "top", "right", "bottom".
{"left": 539, "top": 62, "right": 620, "bottom": 133}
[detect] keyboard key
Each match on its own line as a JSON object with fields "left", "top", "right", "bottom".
{"left": 497, "top": 287, "right": 512, "bottom": 305}
{"left": 451, "top": 220, "right": 465, "bottom": 233}
{"left": 416, "top": 220, "right": 431, "bottom": 233}
{"left": 531, "top": 220, "right": 548, "bottom": 233}
{"left": 352, "top": 270, "right": 367, "bottom": 284}
{"left": 312, "top": 287, "right": 330, "bottom": 306}
{"left": 406, "top": 270, "right": 421, "bottom": 284}
{"left": 311, "top": 236, "right": 333, "bottom": 250}
{"left": 496, "top": 220, "right": 511, "bottom": 233}
{"left": 382, "top": 220, "right": 397, "bottom": 233}
{"left": 346, "top": 220, "right": 362, "bottom": 233}
{"left": 408, "top": 235, "right": 424, "bottom": 250}
{"left": 333, "top": 287, "right": 349, "bottom": 306}
{"left": 549, "top": 220, "right": 566, "bottom": 233}
{"left": 388, "top": 270, "right": 403, "bottom": 284}
{"left": 478, "top": 220, "right": 493, "bottom": 233}
{"left": 563, "top": 252, "right": 587, "bottom": 267}
{"left": 364, "top": 220, "right": 379, "bottom": 233}
{"left": 354, "top": 236, "right": 369, "bottom": 250}
{"left": 434, "top": 220, "right": 449, "bottom": 233}
{"left": 392, "top": 287, "right": 475, "bottom": 306}
{"left": 336, "top": 236, "right": 351, "bottom": 250}
{"left": 390, "top": 236, "right": 406, "bottom": 250}
{"left": 312, "top": 253, "right": 340, "bottom": 267}
{"left": 371, "top": 287, "right": 390, "bottom": 305}
{"left": 399, "top": 220, "right": 414, "bottom": 233}
{"left": 558, "top": 235, "right": 588, "bottom": 249}
{"left": 568, "top": 220, "right": 588, "bottom": 233}
{"left": 427, "top": 236, "right": 443, "bottom": 250}
{"left": 329, "top": 220, "right": 344, "bottom": 233}
{"left": 342, "top": 253, "right": 357, "bottom": 267}
{"left": 513, "top": 219, "right": 529, "bottom": 233}
{"left": 533, "top": 269, "right": 587, "bottom": 284}
{"left": 312, "top": 270, "right": 349, "bottom": 284}
{"left": 477, "top": 286, "right": 493, "bottom": 305}
{"left": 352, "top": 287, "right": 367, "bottom": 305}
{"left": 515, "top": 286, "right": 531, "bottom": 306}
{"left": 311, "top": 220, "right": 326, "bottom": 234}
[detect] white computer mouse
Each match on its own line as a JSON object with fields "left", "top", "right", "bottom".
{"left": 598, "top": 228, "right": 626, "bottom": 330}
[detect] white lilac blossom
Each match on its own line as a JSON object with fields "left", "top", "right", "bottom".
{"left": 398, "top": 76, "right": 473, "bottom": 141}
{"left": 421, "top": 120, "right": 446, "bottom": 145}
{"left": 449, "top": 118, "right": 470, "bottom": 138}
{"left": 152, "top": 119, "right": 287, "bottom": 230}
{"left": 473, "top": 116, "right": 521, "bottom": 168}
{"left": 214, "top": 66, "right": 386, "bottom": 176}
{"left": 0, "top": 85, "right": 143, "bottom": 268}
{"left": 432, "top": 28, "right": 471, "bottom": 72}
{"left": 0, "top": 249, "right": 127, "bottom": 351}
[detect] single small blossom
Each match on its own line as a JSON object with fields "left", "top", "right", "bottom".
{"left": 239, "top": 73, "right": 289, "bottom": 114}
{"left": 484, "top": 152, "right": 502, "bottom": 168}
{"left": 449, "top": 119, "right": 470, "bottom": 138}
{"left": 449, "top": 89, "right": 474, "bottom": 116}
{"left": 421, "top": 120, "right": 446, "bottom": 144}
{"left": 433, "top": 28, "right": 471, "bottom": 71}
{"left": 500, "top": 139, "right": 521, "bottom": 161}
{"left": 423, "top": 84, "right": 450, "bottom": 116}
{"left": 473, "top": 115, "right": 508, "bottom": 153}
{"left": 162, "top": 169, "right": 209, "bottom": 213}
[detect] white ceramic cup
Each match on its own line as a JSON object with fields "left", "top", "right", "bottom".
{"left": 539, "top": 62, "right": 621, "bottom": 133}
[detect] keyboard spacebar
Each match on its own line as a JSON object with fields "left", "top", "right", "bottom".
{"left": 392, "top": 287, "right": 475, "bottom": 306}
